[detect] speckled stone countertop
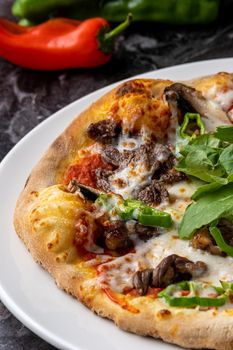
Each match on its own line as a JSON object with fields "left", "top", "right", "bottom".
{"left": 1, "top": 0, "right": 233, "bottom": 349}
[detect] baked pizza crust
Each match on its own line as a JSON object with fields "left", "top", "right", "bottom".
{"left": 14, "top": 73, "right": 233, "bottom": 350}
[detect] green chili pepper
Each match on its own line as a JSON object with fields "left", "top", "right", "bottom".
{"left": 158, "top": 281, "right": 226, "bottom": 308}
{"left": 12, "top": 0, "right": 219, "bottom": 25}
{"left": 12, "top": 0, "right": 78, "bottom": 21}
{"left": 118, "top": 199, "right": 143, "bottom": 220}
{"left": 220, "top": 280, "right": 233, "bottom": 293}
{"left": 96, "top": 194, "right": 172, "bottom": 228}
{"left": 180, "top": 113, "right": 205, "bottom": 140}
{"left": 119, "top": 198, "right": 172, "bottom": 228}
{"left": 138, "top": 207, "right": 172, "bottom": 228}
{"left": 100, "top": 0, "right": 219, "bottom": 24}
{"left": 209, "top": 223, "right": 233, "bottom": 257}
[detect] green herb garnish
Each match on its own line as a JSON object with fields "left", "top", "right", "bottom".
{"left": 179, "top": 183, "right": 233, "bottom": 239}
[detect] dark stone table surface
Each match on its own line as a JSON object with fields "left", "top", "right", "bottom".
{"left": 1, "top": 0, "right": 233, "bottom": 349}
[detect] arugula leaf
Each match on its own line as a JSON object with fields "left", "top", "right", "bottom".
{"left": 191, "top": 173, "right": 233, "bottom": 201}
{"left": 176, "top": 146, "right": 225, "bottom": 183}
{"left": 219, "top": 144, "right": 233, "bottom": 175}
{"left": 191, "top": 182, "right": 223, "bottom": 201}
{"left": 179, "top": 183, "right": 233, "bottom": 239}
{"left": 189, "top": 134, "right": 221, "bottom": 148}
{"left": 214, "top": 125, "right": 233, "bottom": 143}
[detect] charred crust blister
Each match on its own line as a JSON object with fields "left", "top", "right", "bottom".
{"left": 116, "top": 81, "right": 147, "bottom": 98}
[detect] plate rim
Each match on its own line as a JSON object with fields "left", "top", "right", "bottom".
{"left": 1, "top": 57, "right": 233, "bottom": 350}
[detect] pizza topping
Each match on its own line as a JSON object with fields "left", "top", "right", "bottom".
{"left": 220, "top": 280, "right": 233, "bottom": 294}
{"left": 165, "top": 82, "right": 230, "bottom": 131}
{"left": 214, "top": 125, "right": 233, "bottom": 143}
{"left": 159, "top": 168, "right": 187, "bottom": 184}
{"left": 191, "top": 220, "right": 233, "bottom": 257}
{"left": 204, "top": 83, "right": 233, "bottom": 121}
{"left": 102, "top": 145, "right": 123, "bottom": 167}
{"left": 191, "top": 227, "right": 224, "bottom": 257}
{"left": 68, "top": 180, "right": 102, "bottom": 201}
{"left": 176, "top": 126, "right": 233, "bottom": 256}
{"left": 95, "top": 194, "right": 172, "bottom": 228}
{"left": 165, "top": 83, "right": 206, "bottom": 120}
{"left": 179, "top": 184, "right": 233, "bottom": 241}
{"left": 74, "top": 210, "right": 104, "bottom": 254}
{"left": 175, "top": 135, "right": 229, "bottom": 184}
{"left": 137, "top": 180, "right": 169, "bottom": 206}
{"left": 102, "top": 141, "right": 171, "bottom": 172}
{"left": 214, "top": 89, "right": 233, "bottom": 113}
{"left": 87, "top": 119, "right": 121, "bottom": 144}
{"left": 97, "top": 219, "right": 160, "bottom": 251}
{"left": 102, "top": 221, "right": 133, "bottom": 251}
{"left": 179, "top": 112, "right": 205, "bottom": 139}
{"left": 132, "top": 254, "right": 207, "bottom": 296}
{"left": 108, "top": 141, "right": 174, "bottom": 199}
{"left": 158, "top": 281, "right": 226, "bottom": 308}
{"left": 95, "top": 168, "right": 112, "bottom": 192}
{"left": 152, "top": 254, "right": 207, "bottom": 286}
{"left": 133, "top": 222, "right": 159, "bottom": 241}
{"left": 64, "top": 153, "right": 112, "bottom": 187}
{"left": 132, "top": 269, "right": 153, "bottom": 296}
{"left": 103, "top": 288, "right": 139, "bottom": 314}
{"left": 209, "top": 221, "right": 233, "bottom": 258}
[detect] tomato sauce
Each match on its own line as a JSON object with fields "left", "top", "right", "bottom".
{"left": 64, "top": 153, "right": 112, "bottom": 187}
{"left": 103, "top": 288, "right": 139, "bottom": 314}
{"left": 127, "top": 287, "right": 162, "bottom": 298}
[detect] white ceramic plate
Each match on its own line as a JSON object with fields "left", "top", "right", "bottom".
{"left": 1, "top": 58, "right": 233, "bottom": 350}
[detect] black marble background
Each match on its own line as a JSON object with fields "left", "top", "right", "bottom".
{"left": 1, "top": 0, "right": 233, "bottom": 348}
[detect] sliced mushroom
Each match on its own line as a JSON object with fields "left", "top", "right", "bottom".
{"left": 165, "top": 83, "right": 231, "bottom": 131}
{"left": 191, "top": 227, "right": 225, "bottom": 256}
{"left": 133, "top": 269, "right": 153, "bottom": 296}
{"left": 151, "top": 254, "right": 207, "bottom": 288}
{"left": 132, "top": 254, "right": 207, "bottom": 295}
{"left": 67, "top": 179, "right": 102, "bottom": 201}
{"left": 134, "top": 223, "right": 159, "bottom": 241}
{"left": 103, "top": 221, "right": 132, "bottom": 250}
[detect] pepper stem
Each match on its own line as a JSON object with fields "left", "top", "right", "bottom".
{"left": 104, "top": 13, "right": 133, "bottom": 42}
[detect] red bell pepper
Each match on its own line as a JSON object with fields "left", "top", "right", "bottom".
{"left": 0, "top": 14, "right": 132, "bottom": 70}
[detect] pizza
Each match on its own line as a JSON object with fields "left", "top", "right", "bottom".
{"left": 14, "top": 72, "right": 233, "bottom": 350}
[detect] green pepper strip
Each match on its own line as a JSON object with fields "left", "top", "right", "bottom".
{"left": 220, "top": 280, "right": 233, "bottom": 293}
{"left": 180, "top": 113, "right": 205, "bottom": 139}
{"left": 13, "top": 0, "right": 219, "bottom": 25}
{"left": 209, "top": 224, "right": 233, "bottom": 257}
{"left": 118, "top": 198, "right": 172, "bottom": 228}
{"left": 158, "top": 281, "right": 226, "bottom": 308}
{"left": 137, "top": 207, "right": 172, "bottom": 228}
{"left": 96, "top": 195, "right": 172, "bottom": 228}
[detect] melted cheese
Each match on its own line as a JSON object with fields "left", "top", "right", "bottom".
{"left": 109, "top": 160, "right": 154, "bottom": 198}
{"left": 85, "top": 118, "right": 233, "bottom": 307}
{"left": 116, "top": 135, "right": 144, "bottom": 152}
{"left": 97, "top": 229, "right": 233, "bottom": 294}
{"left": 93, "top": 178, "right": 233, "bottom": 304}
{"left": 205, "top": 85, "right": 233, "bottom": 112}
{"left": 168, "top": 180, "right": 199, "bottom": 200}
{"left": 204, "top": 84, "right": 233, "bottom": 122}
{"left": 109, "top": 130, "right": 154, "bottom": 198}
